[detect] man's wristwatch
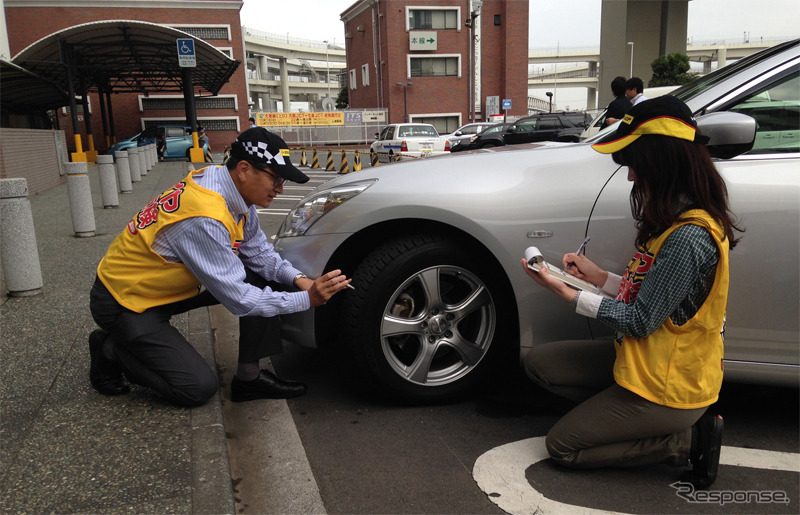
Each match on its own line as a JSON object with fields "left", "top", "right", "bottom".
{"left": 294, "top": 273, "right": 308, "bottom": 283}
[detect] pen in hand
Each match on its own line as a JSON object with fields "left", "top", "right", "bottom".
{"left": 565, "top": 236, "right": 590, "bottom": 271}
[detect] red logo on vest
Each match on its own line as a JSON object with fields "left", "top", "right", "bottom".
{"left": 128, "top": 182, "right": 186, "bottom": 233}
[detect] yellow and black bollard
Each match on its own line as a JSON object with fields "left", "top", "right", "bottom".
{"left": 353, "top": 150, "right": 362, "bottom": 171}
{"left": 311, "top": 149, "right": 319, "bottom": 169}
{"left": 393, "top": 153, "right": 401, "bottom": 163}
{"left": 299, "top": 148, "right": 308, "bottom": 167}
{"left": 326, "top": 150, "right": 335, "bottom": 171}
{"left": 339, "top": 150, "right": 349, "bottom": 174}
{"left": 371, "top": 150, "right": 380, "bottom": 167}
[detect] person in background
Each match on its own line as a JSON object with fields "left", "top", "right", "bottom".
{"left": 89, "top": 128, "right": 352, "bottom": 407}
{"left": 625, "top": 77, "right": 649, "bottom": 106}
{"left": 249, "top": 117, "right": 257, "bottom": 128}
{"left": 521, "top": 96, "right": 741, "bottom": 490}
{"left": 156, "top": 131, "right": 166, "bottom": 161}
{"left": 604, "top": 76, "right": 633, "bottom": 126}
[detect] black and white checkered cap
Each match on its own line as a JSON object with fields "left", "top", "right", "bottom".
{"left": 230, "top": 128, "right": 308, "bottom": 183}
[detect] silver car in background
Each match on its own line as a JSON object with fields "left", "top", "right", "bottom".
{"left": 275, "top": 40, "right": 799, "bottom": 403}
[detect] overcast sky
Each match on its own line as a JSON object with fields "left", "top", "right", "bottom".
{"left": 240, "top": 0, "right": 800, "bottom": 48}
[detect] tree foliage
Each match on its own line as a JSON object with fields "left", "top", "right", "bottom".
{"left": 336, "top": 86, "right": 349, "bottom": 109}
{"left": 649, "top": 53, "right": 698, "bottom": 87}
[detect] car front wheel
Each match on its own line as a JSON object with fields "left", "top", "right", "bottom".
{"left": 342, "top": 235, "right": 511, "bottom": 403}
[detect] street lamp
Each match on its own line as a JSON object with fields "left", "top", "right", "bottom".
{"left": 466, "top": 0, "right": 483, "bottom": 123}
{"left": 545, "top": 91, "right": 553, "bottom": 113}
{"left": 395, "top": 82, "right": 413, "bottom": 122}
{"left": 627, "top": 41, "right": 634, "bottom": 77}
{"left": 323, "top": 40, "right": 331, "bottom": 101}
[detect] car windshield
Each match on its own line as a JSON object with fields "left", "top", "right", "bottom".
{"left": 399, "top": 125, "right": 438, "bottom": 137}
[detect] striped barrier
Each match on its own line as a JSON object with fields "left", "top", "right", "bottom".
{"left": 326, "top": 150, "right": 335, "bottom": 171}
{"left": 339, "top": 150, "right": 349, "bottom": 174}
{"left": 311, "top": 149, "right": 319, "bottom": 168}
{"left": 371, "top": 150, "right": 379, "bottom": 167}
{"left": 299, "top": 148, "right": 308, "bottom": 167}
{"left": 353, "top": 150, "right": 362, "bottom": 171}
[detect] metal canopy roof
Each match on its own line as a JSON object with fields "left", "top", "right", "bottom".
{"left": 11, "top": 20, "right": 240, "bottom": 96}
{"left": 1, "top": 59, "right": 71, "bottom": 112}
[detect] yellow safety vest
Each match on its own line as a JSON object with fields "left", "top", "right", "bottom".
{"left": 613, "top": 210, "right": 729, "bottom": 409}
{"left": 97, "top": 170, "right": 245, "bottom": 313}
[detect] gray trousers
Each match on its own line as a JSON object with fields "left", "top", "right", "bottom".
{"left": 90, "top": 271, "right": 281, "bottom": 406}
{"left": 524, "top": 339, "right": 705, "bottom": 469}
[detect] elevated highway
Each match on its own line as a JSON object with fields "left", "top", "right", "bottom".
{"left": 243, "top": 28, "right": 792, "bottom": 113}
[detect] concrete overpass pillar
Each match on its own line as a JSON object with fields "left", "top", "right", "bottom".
{"left": 280, "top": 57, "right": 291, "bottom": 112}
{"left": 587, "top": 62, "right": 598, "bottom": 110}
{"left": 257, "top": 55, "right": 269, "bottom": 80}
{"left": 599, "top": 0, "right": 689, "bottom": 105}
{"left": 717, "top": 47, "right": 727, "bottom": 69}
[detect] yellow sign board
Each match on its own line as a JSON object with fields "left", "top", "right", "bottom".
{"left": 256, "top": 112, "right": 344, "bottom": 127}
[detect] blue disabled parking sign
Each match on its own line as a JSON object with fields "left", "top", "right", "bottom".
{"left": 177, "top": 38, "right": 196, "bottom": 67}
{"left": 502, "top": 99, "right": 512, "bottom": 110}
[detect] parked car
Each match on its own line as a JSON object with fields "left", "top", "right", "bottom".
{"left": 473, "top": 112, "right": 592, "bottom": 149}
{"left": 274, "top": 39, "right": 800, "bottom": 403}
{"left": 579, "top": 86, "right": 680, "bottom": 141}
{"left": 108, "top": 125, "right": 210, "bottom": 161}
{"left": 370, "top": 123, "right": 450, "bottom": 161}
{"left": 442, "top": 122, "right": 501, "bottom": 146}
{"left": 450, "top": 123, "right": 513, "bottom": 151}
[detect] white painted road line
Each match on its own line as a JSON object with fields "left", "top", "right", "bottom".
{"left": 473, "top": 436, "right": 800, "bottom": 515}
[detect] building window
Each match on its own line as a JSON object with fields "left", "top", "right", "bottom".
{"left": 362, "top": 64, "right": 370, "bottom": 86}
{"left": 140, "top": 95, "right": 238, "bottom": 111}
{"left": 412, "top": 115, "right": 460, "bottom": 135}
{"left": 349, "top": 69, "right": 357, "bottom": 90}
{"left": 409, "top": 55, "right": 460, "bottom": 77}
{"left": 408, "top": 8, "right": 459, "bottom": 30}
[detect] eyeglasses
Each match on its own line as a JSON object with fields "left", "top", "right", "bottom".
{"left": 251, "top": 163, "right": 285, "bottom": 188}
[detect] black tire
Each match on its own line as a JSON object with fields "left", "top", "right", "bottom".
{"left": 342, "top": 235, "right": 511, "bottom": 404}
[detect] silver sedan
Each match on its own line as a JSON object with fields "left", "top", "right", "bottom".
{"left": 275, "top": 40, "right": 799, "bottom": 403}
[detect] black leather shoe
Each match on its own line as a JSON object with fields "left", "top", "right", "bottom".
{"left": 89, "top": 330, "right": 130, "bottom": 396}
{"left": 230, "top": 369, "right": 307, "bottom": 402}
{"left": 680, "top": 412, "right": 724, "bottom": 489}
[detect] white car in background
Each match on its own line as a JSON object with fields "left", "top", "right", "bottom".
{"left": 579, "top": 85, "right": 680, "bottom": 141}
{"left": 370, "top": 123, "right": 450, "bottom": 161}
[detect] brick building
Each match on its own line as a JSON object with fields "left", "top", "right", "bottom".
{"left": 3, "top": 0, "right": 247, "bottom": 154}
{"left": 341, "top": 0, "right": 529, "bottom": 133}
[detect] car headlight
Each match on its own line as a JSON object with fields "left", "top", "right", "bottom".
{"left": 277, "top": 179, "right": 377, "bottom": 238}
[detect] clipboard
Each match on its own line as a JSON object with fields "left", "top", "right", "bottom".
{"left": 524, "top": 246, "right": 612, "bottom": 298}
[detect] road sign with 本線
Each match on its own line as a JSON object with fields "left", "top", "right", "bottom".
{"left": 177, "top": 38, "right": 196, "bottom": 68}
{"left": 409, "top": 31, "right": 437, "bottom": 51}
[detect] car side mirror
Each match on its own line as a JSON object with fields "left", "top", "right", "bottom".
{"left": 455, "top": 131, "right": 463, "bottom": 136}
{"left": 696, "top": 112, "right": 756, "bottom": 159}
{"left": 374, "top": 132, "right": 379, "bottom": 139}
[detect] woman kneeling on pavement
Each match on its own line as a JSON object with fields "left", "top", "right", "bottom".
{"left": 521, "top": 95, "right": 742, "bottom": 489}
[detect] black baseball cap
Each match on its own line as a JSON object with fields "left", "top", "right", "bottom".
{"left": 230, "top": 128, "right": 308, "bottom": 183}
{"left": 592, "top": 95, "right": 708, "bottom": 154}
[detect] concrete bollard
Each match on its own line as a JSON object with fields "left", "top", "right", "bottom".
{"left": 137, "top": 146, "right": 148, "bottom": 176}
{"left": 115, "top": 151, "right": 133, "bottom": 193}
{"left": 127, "top": 147, "right": 142, "bottom": 182}
{"left": 96, "top": 155, "right": 119, "bottom": 208}
{"left": 0, "top": 178, "right": 43, "bottom": 296}
{"left": 145, "top": 144, "right": 154, "bottom": 171}
{"left": 65, "top": 162, "right": 96, "bottom": 238}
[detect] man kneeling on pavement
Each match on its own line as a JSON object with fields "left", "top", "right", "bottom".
{"left": 89, "top": 128, "right": 352, "bottom": 406}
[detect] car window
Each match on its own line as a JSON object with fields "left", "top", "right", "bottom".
{"left": 726, "top": 68, "right": 799, "bottom": 154}
{"left": 386, "top": 126, "right": 395, "bottom": 140}
{"left": 461, "top": 126, "right": 481, "bottom": 135}
{"left": 140, "top": 128, "right": 158, "bottom": 139}
{"left": 482, "top": 125, "right": 504, "bottom": 134}
{"left": 514, "top": 121, "right": 537, "bottom": 133}
{"left": 537, "top": 118, "right": 560, "bottom": 130}
{"left": 399, "top": 125, "right": 438, "bottom": 137}
{"left": 165, "top": 127, "right": 185, "bottom": 138}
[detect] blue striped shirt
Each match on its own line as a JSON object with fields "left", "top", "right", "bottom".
{"left": 151, "top": 165, "right": 309, "bottom": 317}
